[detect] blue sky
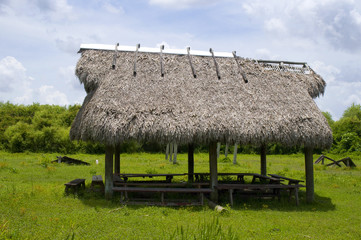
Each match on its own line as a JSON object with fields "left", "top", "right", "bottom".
{"left": 0, "top": 0, "right": 361, "bottom": 120}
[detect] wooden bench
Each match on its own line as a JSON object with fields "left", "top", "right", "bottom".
{"left": 112, "top": 186, "right": 212, "bottom": 206}
{"left": 268, "top": 174, "right": 304, "bottom": 185}
{"left": 216, "top": 184, "right": 305, "bottom": 206}
{"left": 64, "top": 179, "right": 86, "bottom": 194}
{"left": 90, "top": 175, "right": 105, "bottom": 193}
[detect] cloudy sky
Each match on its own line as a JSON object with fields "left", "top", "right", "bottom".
{"left": 1, "top": 0, "right": 360, "bottom": 120}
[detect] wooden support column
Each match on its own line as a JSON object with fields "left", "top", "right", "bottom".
{"left": 169, "top": 143, "right": 173, "bottom": 163}
{"left": 225, "top": 143, "right": 229, "bottom": 158}
{"left": 188, "top": 143, "right": 194, "bottom": 182}
{"left": 165, "top": 143, "right": 169, "bottom": 160}
{"left": 260, "top": 145, "right": 267, "bottom": 176}
{"left": 216, "top": 142, "right": 221, "bottom": 160}
{"left": 233, "top": 143, "right": 238, "bottom": 164}
{"left": 114, "top": 145, "right": 120, "bottom": 175}
{"left": 105, "top": 145, "right": 114, "bottom": 200}
{"left": 305, "top": 147, "right": 314, "bottom": 203}
{"left": 173, "top": 143, "right": 178, "bottom": 164}
{"left": 209, "top": 141, "right": 218, "bottom": 202}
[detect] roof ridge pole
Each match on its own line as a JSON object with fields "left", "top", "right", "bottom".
{"left": 159, "top": 45, "right": 165, "bottom": 77}
{"left": 112, "top": 43, "right": 119, "bottom": 69}
{"left": 187, "top": 47, "right": 197, "bottom": 78}
{"left": 209, "top": 48, "right": 221, "bottom": 80}
{"left": 133, "top": 43, "right": 140, "bottom": 76}
{"left": 232, "top": 51, "right": 248, "bottom": 83}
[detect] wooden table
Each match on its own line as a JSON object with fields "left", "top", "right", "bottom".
{"left": 190, "top": 173, "right": 282, "bottom": 184}
{"left": 268, "top": 174, "right": 304, "bottom": 185}
{"left": 115, "top": 173, "right": 186, "bottom": 183}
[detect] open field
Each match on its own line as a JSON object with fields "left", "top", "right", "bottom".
{"left": 0, "top": 151, "right": 360, "bottom": 239}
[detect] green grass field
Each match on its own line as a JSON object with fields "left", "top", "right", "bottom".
{"left": 0, "top": 151, "right": 360, "bottom": 239}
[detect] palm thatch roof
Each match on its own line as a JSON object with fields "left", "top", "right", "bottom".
{"left": 70, "top": 45, "right": 332, "bottom": 149}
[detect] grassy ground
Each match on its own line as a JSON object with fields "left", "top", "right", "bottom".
{"left": 0, "top": 151, "right": 360, "bottom": 239}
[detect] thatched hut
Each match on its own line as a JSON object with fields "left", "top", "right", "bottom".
{"left": 70, "top": 44, "right": 332, "bottom": 202}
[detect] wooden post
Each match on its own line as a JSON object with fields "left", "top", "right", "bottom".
{"left": 188, "top": 143, "right": 194, "bottom": 182}
{"left": 260, "top": 145, "right": 267, "bottom": 176}
{"left": 225, "top": 143, "right": 228, "bottom": 158}
{"left": 169, "top": 143, "right": 173, "bottom": 163}
{"left": 165, "top": 143, "right": 169, "bottom": 161}
{"left": 305, "top": 147, "right": 314, "bottom": 203}
{"left": 233, "top": 143, "right": 238, "bottom": 164}
{"left": 173, "top": 143, "right": 178, "bottom": 164}
{"left": 209, "top": 141, "right": 218, "bottom": 202}
{"left": 114, "top": 145, "right": 120, "bottom": 175}
{"left": 216, "top": 142, "right": 221, "bottom": 160}
{"left": 105, "top": 145, "right": 114, "bottom": 200}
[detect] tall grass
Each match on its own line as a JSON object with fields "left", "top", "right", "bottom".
{"left": 0, "top": 151, "right": 360, "bottom": 239}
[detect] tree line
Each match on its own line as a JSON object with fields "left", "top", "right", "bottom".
{"left": 0, "top": 102, "right": 360, "bottom": 154}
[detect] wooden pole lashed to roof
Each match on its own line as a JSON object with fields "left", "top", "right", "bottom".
{"left": 133, "top": 43, "right": 140, "bottom": 76}
{"left": 210, "top": 48, "right": 221, "bottom": 80}
{"left": 159, "top": 45, "right": 165, "bottom": 77}
{"left": 112, "top": 43, "right": 119, "bottom": 70}
{"left": 305, "top": 147, "right": 314, "bottom": 203}
{"left": 187, "top": 47, "right": 197, "bottom": 78}
{"left": 232, "top": 51, "right": 248, "bottom": 83}
{"left": 209, "top": 141, "right": 218, "bottom": 202}
{"left": 105, "top": 145, "right": 114, "bottom": 200}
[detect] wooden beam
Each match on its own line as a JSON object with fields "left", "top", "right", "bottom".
{"left": 114, "top": 145, "right": 120, "bottom": 175}
{"left": 260, "top": 145, "right": 267, "bottom": 176}
{"left": 305, "top": 147, "right": 314, "bottom": 203}
{"left": 105, "top": 145, "right": 114, "bottom": 200}
{"left": 209, "top": 141, "right": 218, "bottom": 202}
{"left": 188, "top": 144, "right": 194, "bottom": 182}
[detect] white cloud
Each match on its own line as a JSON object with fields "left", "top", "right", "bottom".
{"left": 0, "top": 56, "right": 31, "bottom": 92}
{"left": 59, "top": 65, "right": 83, "bottom": 91}
{"left": 55, "top": 36, "right": 82, "bottom": 54}
{"left": 36, "top": 85, "right": 69, "bottom": 105}
{"left": 350, "top": 9, "right": 361, "bottom": 24}
{"left": 148, "top": 0, "right": 218, "bottom": 9}
{"left": 0, "top": 0, "right": 74, "bottom": 21}
{"left": 310, "top": 61, "right": 340, "bottom": 84}
{"left": 103, "top": 2, "right": 124, "bottom": 14}
{"left": 264, "top": 18, "right": 286, "bottom": 34}
{"left": 316, "top": 81, "right": 361, "bottom": 120}
{"left": 255, "top": 48, "right": 280, "bottom": 60}
{"left": 0, "top": 56, "right": 70, "bottom": 105}
{"left": 242, "top": 0, "right": 361, "bottom": 52}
